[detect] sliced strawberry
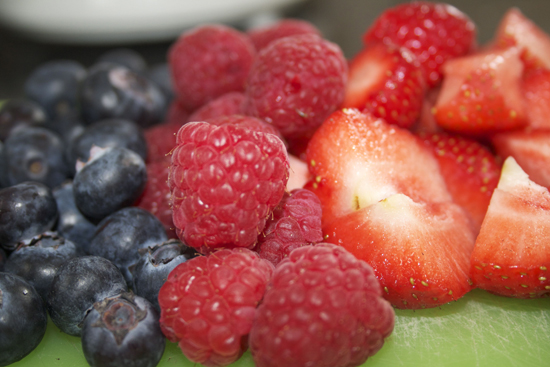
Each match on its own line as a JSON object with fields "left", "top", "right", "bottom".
{"left": 523, "top": 67, "right": 550, "bottom": 129}
{"left": 470, "top": 157, "right": 550, "bottom": 298}
{"left": 418, "top": 132, "right": 500, "bottom": 232}
{"left": 411, "top": 86, "right": 443, "bottom": 134}
{"left": 491, "top": 128, "right": 550, "bottom": 188}
{"left": 363, "top": 1, "right": 477, "bottom": 87}
{"left": 492, "top": 8, "right": 550, "bottom": 72}
{"left": 324, "top": 194, "right": 475, "bottom": 309}
{"left": 305, "top": 108, "right": 452, "bottom": 228}
{"left": 433, "top": 47, "right": 528, "bottom": 136}
{"left": 342, "top": 43, "right": 425, "bottom": 129}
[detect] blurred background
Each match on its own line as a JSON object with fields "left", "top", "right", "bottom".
{"left": 1, "top": 0, "right": 549, "bottom": 99}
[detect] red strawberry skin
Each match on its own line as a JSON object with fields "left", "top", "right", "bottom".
{"left": 342, "top": 43, "right": 425, "bottom": 129}
{"left": 433, "top": 47, "right": 528, "bottom": 136}
{"left": 363, "top": 1, "right": 477, "bottom": 87}
{"left": 522, "top": 68, "right": 550, "bottom": 129}
{"left": 470, "top": 157, "right": 550, "bottom": 298}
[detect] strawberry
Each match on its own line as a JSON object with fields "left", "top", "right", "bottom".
{"left": 492, "top": 8, "right": 550, "bottom": 72}
{"left": 470, "top": 157, "right": 550, "bottom": 298}
{"left": 418, "top": 132, "right": 500, "bottom": 232}
{"left": 491, "top": 128, "right": 550, "bottom": 188}
{"left": 411, "top": 86, "right": 443, "bottom": 135}
{"left": 433, "top": 47, "right": 528, "bottom": 136}
{"left": 342, "top": 43, "right": 425, "bottom": 129}
{"left": 522, "top": 67, "right": 550, "bottom": 129}
{"left": 306, "top": 108, "right": 476, "bottom": 308}
{"left": 363, "top": 1, "right": 477, "bottom": 87}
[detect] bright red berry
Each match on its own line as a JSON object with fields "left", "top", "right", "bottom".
{"left": 255, "top": 189, "right": 323, "bottom": 266}
{"left": 159, "top": 248, "right": 274, "bottom": 367}
{"left": 169, "top": 25, "right": 256, "bottom": 111}
{"left": 188, "top": 92, "right": 246, "bottom": 122}
{"left": 144, "top": 121, "right": 181, "bottom": 163}
{"left": 244, "top": 34, "right": 348, "bottom": 139}
{"left": 248, "top": 19, "right": 322, "bottom": 51}
{"left": 364, "top": 1, "right": 477, "bottom": 87}
{"left": 169, "top": 121, "right": 289, "bottom": 252}
{"left": 249, "top": 243, "right": 395, "bottom": 367}
{"left": 206, "top": 114, "right": 284, "bottom": 143}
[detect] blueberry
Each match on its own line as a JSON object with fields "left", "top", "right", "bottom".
{"left": 80, "top": 63, "right": 166, "bottom": 128}
{"left": 0, "top": 182, "right": 58, "bottom": 251}
{"left": 3, "top": 127, "right": 69, "bottom": 188}
{"left": 5, "top": 232, "right": 79, "bottom": 300}
{"left": 97, "top": 48, "right": 147, "bottom": 74}
{"left": 81, "top": 292, "right": 165, "bottom": 367}
{"left": 73, "top": 146, "right": 147, "bottom": 220}
{"left": 46, "top": 256, "right": 127, "bottom": 336}
{"left": 88, "top": 207, "right": 168, "bottom": 286}
{"left": 53, "top": 181, "right": 96, "bottom": 253}
{"left": 0, "top": 272, "right": 48, "bottom": 366}
{"left": 147, "top": 62, "right": 174, "bottom": 104}
{"left": 132, "top": 239, "right": 196, "bottom": 312}
{"left": 0, "top": 99, "right": 47, "bottom": 142}
{"left": 45, "top": 117, "right": 86, "bottom": 148}
{"left": 67, "top": 118, "right": 147, "bottom": 175}
{"left": 0, "top": 248, "right": 6, "bottom": 271}
{"left": 24, "top": 60, "right": 87, "bottom": 121}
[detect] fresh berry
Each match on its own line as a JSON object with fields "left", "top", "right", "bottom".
{"left": 247, "top": 19, "right": 322, "bottom": 51}
{"left": 411, "top": 86, "right": 443, "bottom": 134}
{"left": 97, "top": 48, "right": 147, "bottom": 74}
{"left": 491, "top": 128, "right": 550, "bottom": 188}
{"left": 306, "top": 109, "right": 476, "bottom": 308}
{"left": 522, "top": 67, "right": 550, "bottom": 129}
{"left": 0, "top": 99, "right": 46, "bottom": 142}
{"left": 46, "top": 256, "right": 128, "bottom": 336}
{"left": 286, "top": 154, "right": 311, "bottom": 191}
{"left": 73, "top": 146, "right": 147, "bottom": 221}
{"left": 135, "top": 158, "right": 175, "bottom": 237}
{"left": 207, "top": 114, "right": 284, "bottom": 142}
{"left": 255, "top": 189, "right": 323, "bottom": 266}
{"left": 342, "top": 43, "right": 425, "bottom": 129}
{"left": 2, "top": 127, "right": 69, "bottom": 188}
{"left": 24, "top": 60, "right": 86, "bottom": 121}
{"left": 418, "top": 131, "right": 500, "bottom": 231}
{"left": 0, "top": 248, "right": 6, "bottom": 271}
{"left": 169, "top": 24, "right": 256, "bottom": 111}
{"left": 249, "top": 243, "right": 395, "bottom": 367}
{"left": 144, "top": 120, "right": 180, "bottom": 163}
{"left": 244, "top": 34, "right": 348, "bottom": 139}
{"left": 80, "top": 62, "right": 167, "bottom": 127}
{"left": 363, "top": 1, "right": 477, "bottom": 87}
{"left": 470, "top": 157, "right": 550, "bottom": 298}
{"left": 88, "top": 207, "right": 168, "bottom": 286}
{"left": 169, "top": 121, "right": 289, "bottom": 252}
{"left": 188, "top": 92, "right": 246, "bottom": 122}
{"left": 0, "top": 273, "right": 48, "bottom": 366}
{"left": 147, "top": 62, "right": 175, "bottom": 104}
{"left": 433, "top": 47, "right": 528, "bottom": 136}
{"left": 0, "top": 181, "right": 58, "bottom": 251}
{"left": 132, "top": 239, "right": 197, "bottom": 312}
{"left": 5, "top": 232, "right": 78, "bottom": 300}
{"left": 165, "top": 98, "right": 189, "bottom": 126}
{"left": 81, "top": 292, "right": 165, "bottom": 367}
{"left": 158, "top": 247, "right": 274, "bottom": 367}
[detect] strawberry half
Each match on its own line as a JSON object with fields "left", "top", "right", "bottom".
{"left": 523, "top": 67, "right": 550, "bottom": 129}
{"left": 363, "top": 1, "right": 477, "bottom": 87}
{"left": 418, "top": 132, "right": 500, "bottom": 232}
{"left": 470, "top": 157, "right": 550, "bottom": 298}
{"left": 433, "top": 47, "right": 528, "bottom": 136}
{"left": 491, "top": 128, "right": 550, "bottom": 188}
{"left": 342, "top": 43, "right": 425, "bottom": 129}
{"left": 306, "top": 108, "right": 476, "bottom": 309}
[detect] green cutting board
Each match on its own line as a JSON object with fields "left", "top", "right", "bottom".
{"left": 11, "top": 289, "right": 550, "bottom": 367}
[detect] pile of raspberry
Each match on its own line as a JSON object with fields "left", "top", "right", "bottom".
{"left": 140, "top": 19, "right": 395, "bottom": 367}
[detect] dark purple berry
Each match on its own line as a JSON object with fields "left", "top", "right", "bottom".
{"left": 0, "top": 182, "right": 58, "bottom": 251}
{"left": 46, "top": 256, "right": 127, "bottom": 336}
{"left": 0, "top": 248, "right": 6, "bottom": 272}
{"left": 73, "top": 146, "right": 147, "bottom": 220}
{"left": 81, "top": 292, "right": 165, "bottom": 367}
{"left": 0, "top": 99, "right": 47, "bottom": 142}
{"left": 147, "top": 62, "right": 174, "bottom": 104}
{"left": 0, "top": 272, "right": 48, "bottom": 366}
{"left": 5, "top": 232, "right": 78, "bottom": 300}
{"left": 97, "top": 48, "right": 147, "bottom": 74}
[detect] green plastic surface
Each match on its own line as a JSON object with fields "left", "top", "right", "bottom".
{"left": 11, "top": 289, "right": 550, "bottom": 367}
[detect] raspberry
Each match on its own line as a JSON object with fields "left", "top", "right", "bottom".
{"left": 144, "top": 121, "right": 181, "bottom": 163}
{"left": 188, "top": 92, "right": 246, "bottom": 122}
{"left": 158, "top": 248, "right": 274, "bottom": 367}
{"left": 207, "top": 114, "right": 285, "bottom": 144}
{"left": 256, "top": 189, "right": 323, "bottom": 266}
{"left": 169, "top": 25, "right": 256, "bottom": 111}
{"left": 135, "top": 158, "right": 175, "bottom": 238}
{"left": 244, "top": 34, "right": 348, "bottom": 139}
{"left": 249, "top": 243, "right": 395, "bottom": 367}
{"left": 166, "top": 98, "right": 189, "bottom": 126}
{"left": 248, "top": 19, "right": 322, "bottom": 51}
{"left": 169, "top": 121, "right": 289, "bottom": 252}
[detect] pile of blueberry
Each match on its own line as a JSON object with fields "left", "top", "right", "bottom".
{"left": 0, "top": 48, "right": 193, "bottom": 366}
